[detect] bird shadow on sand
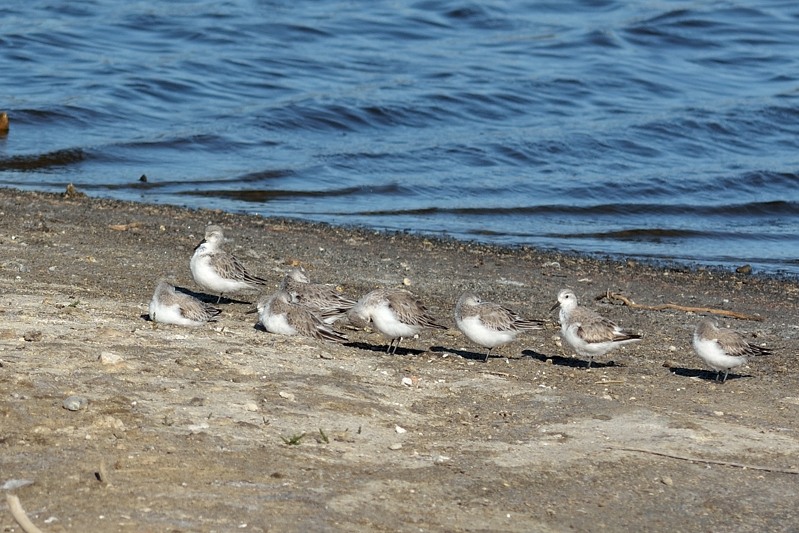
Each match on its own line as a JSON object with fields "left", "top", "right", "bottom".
{"left": 344, "top": 341, "right": 426, "bottom": 356}
{"left": 429, "top": 345, "right": 535, "bottom": 362}
{"left": 521, "top": 349, "right": 622, "bottom": 369}
{"left": 430, "top": 346, "right": 488, "bottom": 361}
{"left": 667, "top": 366, "right": 749, "bottom": 382}
{"left": 173, "top": 285, "right": 251, "bottom": 305}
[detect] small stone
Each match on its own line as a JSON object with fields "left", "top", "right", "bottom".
{"left": 735, "top": 264, "right": 752, "bottom": 275}
{"left": 402, "top": 278, "right": 412, "bottom": 286}
{"left": 319, "top": 352, "right": 334, "bottom": 360}
{"left": 63, "top": 396, "right": 88, "bottom": 411}
{"left": 244, "top": 402, "right": 259, "bottom": 412}
{"left": 23, "top": 330, "right": 43, "bottom": 342}
{"left": 388, "top": 443, "right": 403, "bottom": 450}
{"left": 714, "top": 411, "right": 724, "bottom": 417}
{"left": 395, "top": 425, "right": 407, "bottom": 434}
{"left": 99, "top": 351, "right": 123, "bottom": 365}
{"left": 661, "top": 476, "right": 674, "bottom": 486}
{"left": 96, "top": 327, "right": 126, "bottom": 339}
{"left": 279, "top": 391, "right": 296, "bottom": 402}
{"left": 401, "top": 377, "right": 413, "bottom": 387}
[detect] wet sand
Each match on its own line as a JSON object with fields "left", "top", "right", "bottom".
{"left": 1, "top": 187, "right": 798, "bottom": 532}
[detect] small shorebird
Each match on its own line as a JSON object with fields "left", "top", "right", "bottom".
{"left": 256, "top": 289, "right": 348, "bottom": 343}
{"left": 550, "top": 289, "right": 641, "bottom": 368}
{"left": 348, "top": 288, "right": 446, "bottom": 354}
{"left": 279, "top": 267, "right": 356, "bottom": 323}
{"left": 190, "top": 224, "right": 269, "bottom": 302}
{"left": 455, "top": 291, "right": 544, "bottom": 361}
{"left": 692, "top": 318, "right": 771, "bottom": 382}
{"left": 149, "top": 279, "right": 221, "bottom": 327}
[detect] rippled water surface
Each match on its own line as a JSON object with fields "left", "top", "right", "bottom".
{"left": 2, "top": 1, "right": 799, "bottom": 274}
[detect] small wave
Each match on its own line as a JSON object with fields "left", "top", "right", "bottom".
{"left": 261, "top": 102, "right": 442, "bottom": 132}
{"left": 549, "top": 227, "right": 799, "bottom": 243}
{"left": 554, "top": 228, "right": 706, "bottom": 241}
{"left": 261, "top": 86, "right": 545, "bottom": 133}
{"left": 121, "top": 133, "right": 228, "bottom": 151}
{"left": 0, "top": 149, "right": 86, "bottom": 171}
{"left": 623, "top": 7, "right": 756, "bottom": 50}
{"left": 724, "top": 169, "right": 799, "bottom": 187}
{"left": 352, "top": 200, "right": 799, "bottom": 218}
{"left": 180, "top": 183, "right": 404, "bottom": 202}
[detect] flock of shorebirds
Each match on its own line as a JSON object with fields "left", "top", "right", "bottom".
{"left": 149, "top": 224, "right": 772, "bottom": 383}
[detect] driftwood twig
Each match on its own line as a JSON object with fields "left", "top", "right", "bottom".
{"left": 479, "top": 371, "right": 513, "bottom": 378}
{"left": 609, "top": 446, "right": 799, "bottom": 475}
{"left": 600, "top": 291, "right": 763, "bottom": 321}
{"left": 108, "top": 221, "right": 143, "bottom": 231}
{"left": 5, "top": 494, "right": 45, "bottom": 533}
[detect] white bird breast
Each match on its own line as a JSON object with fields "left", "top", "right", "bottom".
{"left": 458, "top": 315, "right": 515, "bottom": 348}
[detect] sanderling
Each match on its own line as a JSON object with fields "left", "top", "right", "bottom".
{"left": 550, "top": 288, "right": 641, "bottom": 368}
{"left": 279, "top": 266, "right": 356, "bottom": 324}
{"left": 190, "top": 224, "right": 269, "bottom": 302}
{"left": 256, "top": 289, "right": 348, "bottom": 343}
{"left": 692, "top": 318, "right": 771, "bottom": 382}
{"left": 455, "top": 291, "right": 544, "bottom": 361}
{"left": 149, "top": 279, "right": 221, "bottom": 327}
{"left": 348, "top": 287, "right": 446, "bottom": 354}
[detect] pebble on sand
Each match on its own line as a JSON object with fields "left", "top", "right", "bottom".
{"left": 63, "top": 396, "right": 88, "bottom": 411}
{"left": 99, "top": 351, "right": 123, "bottom": 365}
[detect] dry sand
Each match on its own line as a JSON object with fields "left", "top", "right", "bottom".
{"left": 1, "top": 188, "right": 798, "bottom": 532}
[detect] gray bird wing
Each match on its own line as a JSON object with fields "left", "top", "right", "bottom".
{"left": 386, "top": 290, "right": 446, "bottom": 330}
{"left": 209, "top": 251, "right": 268, "bottom": 285}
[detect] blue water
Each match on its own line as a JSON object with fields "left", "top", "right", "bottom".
{"left": 2, "top": 1, "right": 799, "bottom": 274}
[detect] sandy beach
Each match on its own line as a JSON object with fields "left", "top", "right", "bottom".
{"left": 1, "top": 187, "right": 798, "bottom": 532}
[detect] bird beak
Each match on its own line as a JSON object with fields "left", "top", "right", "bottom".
{"left": 548, "top": 302, "right": 560, "bottom": 313}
